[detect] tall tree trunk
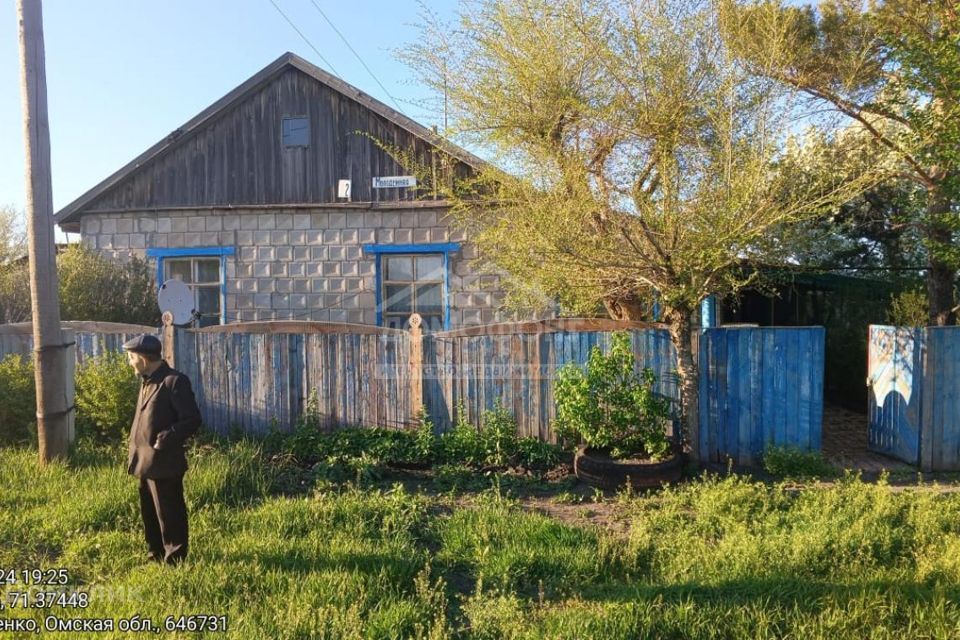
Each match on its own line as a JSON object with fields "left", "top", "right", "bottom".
{"left": 925, "top": 183, "right": 957, "bottom": 326}
{"left": 663, "top": 307, "right": 700, "bottom": 462}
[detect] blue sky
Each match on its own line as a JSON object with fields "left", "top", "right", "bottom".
{"left": 1, "top": 0, "right": 460, "bottom": 237}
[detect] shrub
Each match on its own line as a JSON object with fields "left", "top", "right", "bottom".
{"left": 75, "top": 351, "right": 139, "bottom": 441}
{"left": 762, "top": 445, "right": 837, "bottom": 479}
{"left": 57, "top": 245, "right": 159, "bottom": 325}
{"left": 887, "top": 287, "right": 929, "bottom": 326}
{"left": 553, "top": 331, "right": 672, "bottom": 460}
{"left": 0, "top": 354, "right": 36, "bottom": 444}
{"left": 267, "top": 399, "right": 564, "bottom": 477}
{"left": 438, "top": 399, "right": 564, "bottom": 469}
{"left": 438, "top": 401, "right": 488, "bottom": 466}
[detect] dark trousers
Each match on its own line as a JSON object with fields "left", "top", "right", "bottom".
{"left": 138, "top": 476, "right": 188, "bottom": 564}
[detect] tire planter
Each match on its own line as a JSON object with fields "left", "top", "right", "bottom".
{"left": 574, "top": 445, "right": 683, "bottom": 489}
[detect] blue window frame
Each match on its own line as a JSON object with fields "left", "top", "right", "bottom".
{"left": 146, "top": 247, "right": 235, "bottom": 325}
{"left": 362, "top": 242, "right": 461, "bottom": 330}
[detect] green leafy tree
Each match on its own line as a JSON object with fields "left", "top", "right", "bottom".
{"left": 770, "top": 128, "right": 927, "bottom": 275}
{"left": 57, "top": 245, "right": 159, "bottom": 325}
{"left": 0, "top": 205, "right": 29, "bottom": 324}
{"left": 402, "top": 0, "right": 871, "bottom": 458}
{"left": 721, "top": 0, "right": 960, "bottom": 324}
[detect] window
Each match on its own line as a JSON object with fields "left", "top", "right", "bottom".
{"left": 164, "top": 257, "right": 222, "bottom": 327}
{"left": 363, "top": 242, "right": 460, "bottom": 330}
{"left": 281, "top": 116, "right": 309, "bottom": 147}
{"left": 147, "top": 247, "right": 235, "bottom": 327}
{"left": 382, "top": 253, "right": 444, "bottom": 331}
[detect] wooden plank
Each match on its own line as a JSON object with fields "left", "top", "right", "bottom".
{"left": 735, "top": 330, "right": 750, "bottom": 461}
{"left": 0, "top": 321, "right": 157, "bottom": 335}
{"left": 715, "top": 330, "right": 728, "bottom": 462}
{"left": 697, "top": 330, "right": 711, "bottom": 461}
{"left": 784, "top": 330, "right": 801, "bottom": 448}
{"left": 920, "top": 328, "right": 935, "bottom": 472}
{"left": 760, "top": 330, "right": 776, "bottom": 453}
{"left": 195, "top": 320, "right": 406, "bottom": 335}
{"left": 748, "top": 329, "right": 764, "bottom": 462}
{"left": 939, "top": 329, "right": 959, "bottom": 469}
{"left": 797, "top": 330, "right": 813, "bottom": 450}
{"left": 809, "top": 328, "right": 825, "bottom": 452}
{"left": 433, "top": 317, "right": 667, "bottom": 337}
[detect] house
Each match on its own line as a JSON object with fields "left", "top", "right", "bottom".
{"left": 55, "top": 52, "right": 555, "bottom": 331}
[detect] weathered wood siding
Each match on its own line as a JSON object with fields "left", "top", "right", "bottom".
{"left": 175, "top": 324, "right": 412, "bottom": 433}
{"left": 174, "top": 319, "right": 677, "bottom": 438}
{"left": 699, "top": 327, "right": 825, "bottom": 466}
{"left": 0, "top": 322, "right": 158, "bottom": 365}
{"left": 82, "top": 68, "right": 471, "bottom": 212}
{"left": 421, "top": 321, "right": 678, "bottom": 439}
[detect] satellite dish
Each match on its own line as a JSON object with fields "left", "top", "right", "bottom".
{"left": 158, "top": 279, "right": 196, "bottom": 325}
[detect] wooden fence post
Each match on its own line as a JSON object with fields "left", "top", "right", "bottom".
{"left": 408, "top": 313, "right": 423, "bottom": 422}
{"left": 161, "top": 311, "right": 175, "bottom": 368}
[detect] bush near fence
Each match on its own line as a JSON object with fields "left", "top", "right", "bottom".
{"left": 0, "top": 354, "right": 36, "bottom": 444}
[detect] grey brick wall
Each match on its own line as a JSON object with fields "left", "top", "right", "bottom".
{"left": 79, "top": 206, "right": 558, "bottom": 328}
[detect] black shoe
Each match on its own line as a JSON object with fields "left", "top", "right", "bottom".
{"left": 146, "top": 551, "right": 163, "bottom": 563}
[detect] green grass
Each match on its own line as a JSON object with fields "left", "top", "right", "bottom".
{"left": 2, "top": 441, "right": 959, "bottom": 639}
{"left": 761, "top": 445, "right": 838, "bottom": 479}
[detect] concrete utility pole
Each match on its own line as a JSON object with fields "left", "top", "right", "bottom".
{"left": 18, "top": 0, "right": 70, "bottom": 463}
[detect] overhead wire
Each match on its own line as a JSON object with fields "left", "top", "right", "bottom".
{"left": 305, "top": 0, "right": 406, "bottom": 114}
{"left": 266, "top": 0, "right": 341, "bottom": 77}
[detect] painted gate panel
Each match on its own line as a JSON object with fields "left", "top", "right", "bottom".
{"left": 920, "top": 328, "right": 960, "bottom": 471}
{"left": 699, "top": 327, "right": 825, "bottom": 465}
{"left": 867, "top": 326, "right": 922, "bottom": 465}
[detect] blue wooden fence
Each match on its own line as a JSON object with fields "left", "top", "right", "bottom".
{"left": 0, "top": 321, "right": 158, "bottom": 365}
{"left": 699, "top": 327, "right": 825, "bottom": 465}
{"left": 869, "top": 325, "right": 960, "bottom": 471}
{"left": 921, "top": 328, "right": 960, "bottom": 471}
{"left": 421, "top": 319, "right": 677, "bottom": 439}
{"left": 174, "top": 322, "right": 412, "bottom": 433}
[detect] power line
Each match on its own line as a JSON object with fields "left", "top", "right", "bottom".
{"left": 306, "top": 0, "right": 406, "bottom": 115}
{"left": 266, "top": 0, "right": 341, "bottom": 77}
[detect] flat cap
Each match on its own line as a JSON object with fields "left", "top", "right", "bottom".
{"left": 122, "top": 334, "right": 162, "bottom": 356}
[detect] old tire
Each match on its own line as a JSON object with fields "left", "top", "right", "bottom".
{"left": 574, "top": 446, "right": 682, "bottom": 490}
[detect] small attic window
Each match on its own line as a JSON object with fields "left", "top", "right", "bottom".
{"left": 281, "top": 116, "right": 310, "bottom": 147}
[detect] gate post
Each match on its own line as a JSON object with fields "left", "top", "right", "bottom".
{"left": 161, "top": 311, "right": 175, "bottom": 368}
{"left": 408, "top": 313, "right": 423, "bottom": 422}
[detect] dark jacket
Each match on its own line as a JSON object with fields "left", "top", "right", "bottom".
{"left": 127, "top": 361, "right": 202, "bottom": 479}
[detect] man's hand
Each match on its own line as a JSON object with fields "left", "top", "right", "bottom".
{"left": 153, "top": 429, "right": 177, "bottom": 450}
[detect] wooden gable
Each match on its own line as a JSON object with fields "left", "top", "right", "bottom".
{"left": 56, "top": 53, "right": 482, "bottom": 231}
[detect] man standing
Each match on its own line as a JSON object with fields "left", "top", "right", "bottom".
{"left": 122, "top": 335, "right": 202, "bottom": 565}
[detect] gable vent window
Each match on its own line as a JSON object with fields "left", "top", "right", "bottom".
{"left": 281, "top": 116, "right": 310, "bottom": 147}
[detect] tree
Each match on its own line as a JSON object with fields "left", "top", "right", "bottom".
{"left": 57, "top": 246, "right": 159, "bottom": 325}
{"left": 769, "top": 125, "right": 926, "bottom": 276}
{"left": 720, "top": 0, "right": 960, "bottom": 324}
{"left": 0, "top": 245, "right": 159, "bottom": 325}
{"left": 0, "top": 205, "right": 29, "bottom": 324}
{"left": 402, "top": 0, "right": 872, "bottom": 458}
